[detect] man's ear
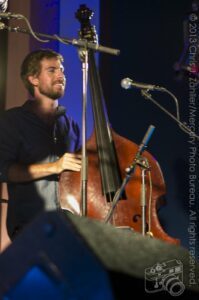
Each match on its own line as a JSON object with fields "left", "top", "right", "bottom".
{"left": 28, "top": 75, "right": 39, "bottom": 87}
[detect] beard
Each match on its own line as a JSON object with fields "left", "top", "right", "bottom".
{"left": 38, "top": 83, "right": 65, "bottom": 100}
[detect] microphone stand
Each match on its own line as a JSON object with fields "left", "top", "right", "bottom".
{"left": 141, "top": 89, "right": 199, "bottom": 140}
{"left": 139, "top": 158, "right": 150, "bottom": 235}
{"left": 104, "top": 124, "right": 155, "bottom": 224}
{"left": 78, "top": 48, "right": 89, "bottom": 216}
{"left": 0, "top": 23, "right": 120, "bottom": 56}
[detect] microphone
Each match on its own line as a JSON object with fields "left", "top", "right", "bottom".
{"left": 121, "top": 77, "right": 164, "bottom": 91}
{"left": 0, "top": 12, "right": 23, "bottom": 19}
{"left": 0, "top": 0, "right": 8, "bottom": 12}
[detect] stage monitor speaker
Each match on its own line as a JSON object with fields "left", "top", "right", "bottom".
{"left": 0, "top": 211, "right": 198, "bottom": 299}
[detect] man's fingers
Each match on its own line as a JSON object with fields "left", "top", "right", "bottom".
{"left": 63, "top": 153, "right": 81, "bottom": 159}
{"left": 58, "top": 153, "right": 82, "bottom": 172}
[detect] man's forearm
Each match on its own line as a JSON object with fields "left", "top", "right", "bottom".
{"left": 7, "top": 162, "right": 58, "bottom": 183}
{"left": 7, "top": 153, "right": 81, "bottom": 183}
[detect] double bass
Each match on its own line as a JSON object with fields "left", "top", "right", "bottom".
{"left": 59, "top": 5, "right": 179, "bottom": 245}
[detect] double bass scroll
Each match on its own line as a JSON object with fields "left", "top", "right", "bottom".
{"left": 59, "top": 4, "right": 180, "bottom": 245}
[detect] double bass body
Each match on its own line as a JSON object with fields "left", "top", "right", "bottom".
{"left": 59, "top": 129, "right": 179, "bottom": 245}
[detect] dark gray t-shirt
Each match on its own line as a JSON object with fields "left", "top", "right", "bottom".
{"left": 0, "top": 101, "right": 80, "bottom": 239}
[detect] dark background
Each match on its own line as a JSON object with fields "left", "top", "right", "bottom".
{"left": 100, "top": 0, "right": 198, "bottom": 254}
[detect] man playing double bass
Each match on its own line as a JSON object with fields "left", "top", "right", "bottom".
{"left": 0, "top": 49, "right": 81, "bottom": 240}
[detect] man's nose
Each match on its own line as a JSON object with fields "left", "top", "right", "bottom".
{"left": 57, "top": 70, "right": 66, "bottom": 80}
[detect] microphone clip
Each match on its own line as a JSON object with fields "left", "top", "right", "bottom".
{"left": 125, "top": 155, "right": 150, "bottom": 175}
